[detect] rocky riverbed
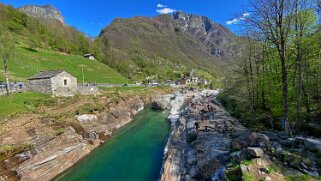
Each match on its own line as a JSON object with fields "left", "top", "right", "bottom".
{"left": 160, "top": 89, "right": 321, "bottom": 181}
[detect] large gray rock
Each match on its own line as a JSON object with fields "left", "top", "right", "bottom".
{"left": 263, "top": 131, "right": 278, "bottom": 141}
{"left": 232, "top": 132, "right": 270, "bottom": 149}
{"left": 277, "top": 131, "right": 288, "bottom": 140}
{"left": 18, "top": 5, "right": 64, "bottom": 23}
{"left": 304, "top": 138, "right": 321, "bottom": 152}
{"left": 152, "top": 99, "right": 171, "bottom": 110}
{"left": 247, "top": 147, "right": 264, "bottom": 158}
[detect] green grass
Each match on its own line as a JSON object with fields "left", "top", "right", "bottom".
{"left": 285, "top": 174, "right": 321, "bottom": 181}
{"left": 99, "top": 86, "right": 174, "bottom": 98}
{"left": 0, "top": 47, "right": 129, "bottom": 83}
{"left": 77, "top": 103, "right": 104, "bottom": 114}
{"left": 0, "top": 92, "right": 53, "bottom": 118}
{"left": 242, "top": 172, "right": 254, "bottom": 181}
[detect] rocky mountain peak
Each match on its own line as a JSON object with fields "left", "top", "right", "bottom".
{"left": 18, "top": 4, "right": 64, "bottom": 24}
{"left": 171, "top": 11, "right": 239, "bottom": 57}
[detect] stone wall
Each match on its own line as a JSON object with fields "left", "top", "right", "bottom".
{"left": 26, "top": 79, "right": 52, "bottom": 94}
{"left": 77, "top": 85, "right": 98, "bottom": 95}
{"left": 51, "top": 72, "right": 77, "bottom": 97}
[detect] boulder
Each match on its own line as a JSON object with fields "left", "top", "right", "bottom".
{"left": 247, "top": 147, "right": 264, "bottom": 158}
{"left": 247, "top": 133, "right": 269, "bottom": 146}
{"left": 187, "top": 150, "right": 197, "bottom": 165}
{"left": 304, "top": 138, "right": 321, "bottom": 152}
{"left": 229, "top": 151, "right": 244, "bottom": 162}
{"left": 82, "top": 131, "right": 98, "bottom": 140}
{"left": 263, "top": 131, "right": 278, "bottom": 141}
{"left": 76, "top": 114, "right": 97, "bottom": 123}
{"left": 277, "top": 131, "right": 288, "bottom": 140}
{"left": 232, "top": 132, "right": 270, "bottom": 149}
{"left": 152, "top": 99, "right": 171, "bottom": 110}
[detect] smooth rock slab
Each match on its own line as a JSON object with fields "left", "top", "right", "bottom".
{"left": 152, "top": 99, "right": 171, "bottom": 110}
{"left": 247, "top": 147, "right": 264, "bottom": 158}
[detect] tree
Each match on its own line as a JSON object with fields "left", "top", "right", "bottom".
{"left": 292, "top": 0, "right": 317, "bottom": 130}
{"left": 244, "top": 0, "right": 296, "bottom": 135}
{"left": 0, "top": 31, "right": 15, "bottom": 95}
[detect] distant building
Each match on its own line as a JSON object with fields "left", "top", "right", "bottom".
{"left": 180, "top": 77, "right": 191, "bottom": 85}
{"left": 83, "top": 54, "right": 95, "bottom": 60}
{"left": 26, "top": 70, "right": 77, "bottom": 97}
{"left": 149, "top": 80, "right": 160, "bottom": 86}
{"left": 198, "top": 79, "right": 209, "bottom": 85}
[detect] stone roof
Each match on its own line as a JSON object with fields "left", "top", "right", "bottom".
{"left": 83, "top": 54, "right": 94, "bottom": 57}
{"left": 27, "top": 70, "right": 65, "bottom": 80}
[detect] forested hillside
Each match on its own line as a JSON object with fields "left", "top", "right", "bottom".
{"left": 219, "top": 0, "right": 321, "bottom": 135}
{"left": 0, "top": 3, "right": 128, "bottom": 83}
{"left": 99, "top": 12, "right": 244, "bottom": 81}
{"left": 0, "top": 4, "right": 99, "bottom": 55}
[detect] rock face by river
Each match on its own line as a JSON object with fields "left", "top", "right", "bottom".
{"left": 161, "top": 90, "right": 247, "bottom": 180}
{"left": 160, "top": 90, "right": 321, "bottom": 181}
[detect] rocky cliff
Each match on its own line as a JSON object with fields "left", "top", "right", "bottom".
{"left": 18, "top": 4, "right": 64, "bottom": 24}
{"left": 172, "top": 11, "right": 240, "bottom": 57}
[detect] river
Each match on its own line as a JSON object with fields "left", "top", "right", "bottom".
{"left": 54, "top": 107, "right": 170, "bottom": 181}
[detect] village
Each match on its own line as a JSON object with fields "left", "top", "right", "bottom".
{"left": 0, "top": 58, "right": 210, "bottom": 97}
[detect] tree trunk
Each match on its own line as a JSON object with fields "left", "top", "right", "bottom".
{"left": 3, "top": 58, "right": 10, "bottom": 95}
{"left": 279, "top": 45, "right": 291, "bottom": 136}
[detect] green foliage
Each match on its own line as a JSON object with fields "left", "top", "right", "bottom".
{"left": 225, "top": 164, "right": 241, "bottom": 181}
{"left": 0, "top": 143, "right": 33, "bottom": 162}
{"left": 285, "top": 174, "right": 321, "bottom": 181}
{"left": 0, "top": 3, "right": 95, "bottom": 55}
{"left": 220, "top": 1, "right": 321, "bottom": 131}
{"left": 242, "top": 172, "right": 254, "bottom": 181}
{"left": 99, "top": 16, "right": 224, "bottom": 81}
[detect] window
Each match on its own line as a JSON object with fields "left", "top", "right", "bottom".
{"left": 64, "top": 79, "right": 68, "bottom": 85}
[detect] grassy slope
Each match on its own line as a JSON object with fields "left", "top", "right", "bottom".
{"left": 0, "top": 92, "right": 52, "bottom": 117}
{"left": 0, "top": 86, "right": 174, "bottom": 118}
{"left": 0, "top": 47, "right": 129, "bottom": 83}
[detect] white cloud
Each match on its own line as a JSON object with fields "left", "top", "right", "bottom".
{"left": 226, "top": 12, "right": 250, "bottom": 25}
{"left": 157, "top": 4, "right": 167, "bottom": 8}
{"left": 156, "top": 4, "right": 176, "bottom": 14}
{"left": 226, "top": 18, "right": 239, "bottom": 25}
{"left": 156, "top": 7, "right": 176, "bottom": 14}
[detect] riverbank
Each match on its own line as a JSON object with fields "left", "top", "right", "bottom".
{"left": 53, "top": 89, "right": 193, "bottom": 180}
{"left": 160, "top": 89, "right": 321, "bottom": 181}
{"left": 0, "top": 87, "right": 173, "bottom": 181}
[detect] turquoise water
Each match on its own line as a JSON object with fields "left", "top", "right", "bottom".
{"left": 54, "top": 107, "right": 170, "bottom": 181}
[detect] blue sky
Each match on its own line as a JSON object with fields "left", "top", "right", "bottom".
{"left": 2, "top": 0, "right": 247, "bottom": 36}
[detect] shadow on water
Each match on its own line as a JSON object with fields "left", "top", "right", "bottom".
{"left": 54, "top": 107, "right": 170, "bottom": 181}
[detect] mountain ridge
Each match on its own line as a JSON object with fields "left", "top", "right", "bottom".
{"left": 18, "top": 4, "right": 64, "bottom": 24}
{"left": 99, "top": 11, "right": 242, "bottom": 80}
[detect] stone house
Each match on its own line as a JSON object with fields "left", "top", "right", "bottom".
{"left": 180, "top": 77, "right": 191, "bottom": 85}
{"left": 83, "top": 54, "right": 95, "bottom": 60}
{"left": 26, "top": 70, "right": 77, "bottom": 96}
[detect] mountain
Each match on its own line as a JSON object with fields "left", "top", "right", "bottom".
{"left": 1, "top": 3, "right": 99, "bottom": 55}
{"left": 99, "top": 12, "right": 242, "bottom": 80}
{"left": 172, "top": 11, "right": 240, "bottom": 58}
{"left": 18, "top": 4, "right": 64, "bottom": 23}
